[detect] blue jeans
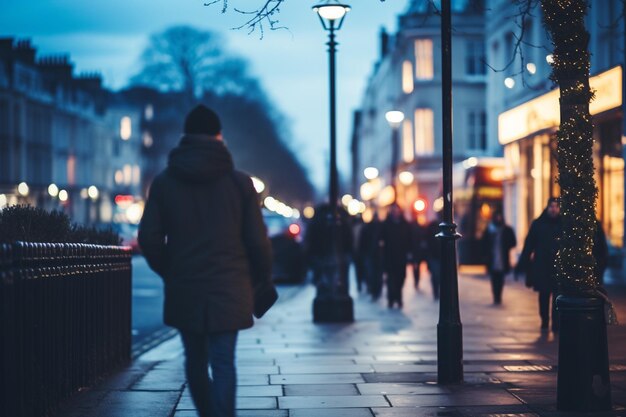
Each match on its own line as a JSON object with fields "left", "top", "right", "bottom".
{"left": 180, "top": 331, "right": 238, "bottom": 417}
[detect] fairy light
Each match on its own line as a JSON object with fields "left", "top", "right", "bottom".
{"left": 541, "top": 0, "right": 598, "bottom": 295}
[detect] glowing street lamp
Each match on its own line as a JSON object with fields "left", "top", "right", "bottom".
{"left": 48, "top": 184, "right": 59, "bottom": 197}
{"left": 363, "top": 167, "right": 379, "bottom": 180}
{"left": 17, "top": 182, "right": 29, "bottom": 197}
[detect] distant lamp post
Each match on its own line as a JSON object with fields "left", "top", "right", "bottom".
{"left": 312, "top": 0, "right": 353, "bottom": 323}
{"left": 385, "top": 110, "right": 404, "bottom": 202}
{"left": 438, "top": 0, "right": 463, "bottom": 384}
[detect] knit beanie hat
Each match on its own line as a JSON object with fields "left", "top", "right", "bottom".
{"left": 184, "top": 105, "right": 222, "bottom": 135}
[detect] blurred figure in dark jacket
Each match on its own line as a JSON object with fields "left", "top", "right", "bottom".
{"left": 593, "top": 219, "right": 609, "bottom": 285}
{"left": 480, "top": 210, "right": 516, "bottom": 305}
{"left": 270, "top": 228, "right": 306, "bottom": 283}
{"left": 381, "top": 205, "right": 411, "bottom": 308}
{"left": 138, "top": 105, "right": 272, "bottom": 417}
{"left": 515, "top": 198, "right": 562, "bottom": 332}
{"left": 352, "top": 216, "right": 367, "bottom": 292}
{"left": 410, "top": 218, "right": 428, "bottom": 290}
{"left": 424, "top": 212, "right": 443, "bottom": 300}
{"left": 358, "top": 212, "right": 384, "bottom": 300}
{"left": 304, "top": 203, "right": 353, "bottom": 295}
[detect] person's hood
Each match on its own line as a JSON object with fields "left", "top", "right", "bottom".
{"left": 167, "top": 134, "right": 234, "bottom": 183}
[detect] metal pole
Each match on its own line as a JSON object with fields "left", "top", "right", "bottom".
{"left": 329, "top": 21, "right": 338, "bottom": 218}
{"left": 437, "top": 0, "right": 463, "bottom": 384}
{"left": 313, "top": 18, "right": 353, "bottom": 322}
{"left": 391, "top": 128, "right": 399, "bottom": 203}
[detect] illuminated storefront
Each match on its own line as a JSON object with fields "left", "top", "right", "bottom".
{"left": 499, "top": 66, "right": 624, "bottom": 249}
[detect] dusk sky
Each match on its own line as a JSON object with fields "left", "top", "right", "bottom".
{"left": 1, "top": 0, "right": 409, "bottom": 195}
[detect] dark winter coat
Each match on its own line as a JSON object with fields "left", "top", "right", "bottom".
{"left": 304, "top": 204, "right": 353, "bottom": 262}
{"left": 138, "top": 135, "right": 272, "bottom": 334}
{"left": 410, "top": 223, "right": 428, "bottom": 263}
{"left": 593, "top": 219, "right": 609, "bottom": 284}
{"left": 480, "top": 223, "right": 516, "bottom": 273}
{"left": 356, "top": 218, "right": 383, "bottom": 268}
{"left": 380, "top": 216, "right": 411, "bottom": 276}
{"left": 515, "top": 211, "right": 561, "bottom": 292}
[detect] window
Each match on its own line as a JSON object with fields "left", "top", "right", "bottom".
{"left": 468, "top": 110, "right": 487, "bottom": 151}
{"left": 402, "top": 60, "right": 414, "bottom": 94}
{"left": 414, "top": 109, "right": 434, "bottom": 155}
{"left": 414, "top": 39, "right": 434, "bottom": 80}
{"left": 402, "top": 119, "right": 414, "bottom": 162}
{"left": 465, "top": 40, "right": 486, "bottom": 76}
{"left": 120, "top": 116, "right": 132, "bottom": 140}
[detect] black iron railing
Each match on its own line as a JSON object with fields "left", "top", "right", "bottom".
{"left": 0, "top": 242, "right": 132, "bottom": 417}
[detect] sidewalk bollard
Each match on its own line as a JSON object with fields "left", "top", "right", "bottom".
{"left": 556, "top": 296, "right": 612, "bottom": 411}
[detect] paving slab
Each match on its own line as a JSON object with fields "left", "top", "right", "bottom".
{"left": 284, "top": 383, "right": 360, "bottom": 396}
{"left": 278, "top": 394, "right": 390, "bottom": 409}
{"left": 387, "top": 390, "right": 523, "bottom": 407}
{"left": 271, "top": 373, "right": 366, "bottom": 385}
{"left": 89, "top": 391, "right": 180, "bottom": 417}
{"left": 289, "top": 408, "right": 374, "bottom": 416}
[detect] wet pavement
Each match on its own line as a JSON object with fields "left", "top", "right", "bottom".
{"left": 60, "top": 268, "right": 626, "bottom": 416}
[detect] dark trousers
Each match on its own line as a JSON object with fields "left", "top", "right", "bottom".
{"left": 489, "top": 271, "right": 505, "bottom": 304}
{"left": 427, "top": 259, "right": 441, "bottom": 300}
{"left": 180, "top": 331, "right": 238, "bottom": 417}
{"left": 413, "top": 260, "right": 424, "bottom": 288}
{"left": 364, "top": 257, "right": 383, "bottom": 299}
{"left": 386, "top": 269, "right": 406, "bottom": 306}
{"left": 539, "top": 290, "right": 559, "bottom": 331}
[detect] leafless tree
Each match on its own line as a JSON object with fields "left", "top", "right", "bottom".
{"left": 131, "top": 26, "right": 259, "bottom": 101}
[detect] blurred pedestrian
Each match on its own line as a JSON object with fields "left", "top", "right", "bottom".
{"left": 515, "top": 197, "right": 561, "bottom": 332}
{"left": 425, "top": 213, "right": 442, "bottom": 300}
{"left": 410, "top": 217, "right": 428, "bottom": 290}
{"left": 480, "top": 210, "right": 516, "bottom": 305}
{"left": 352, "top": 216, "right": 367, "bottom": 292}
{"left": 381, "top": 204, "right": 411, "bottom": 308}
{"left": 138, "top": 105, "right": 273, "bottom": 417}
{"left": 593, "top": 219, "right": 609, "bottom": 285}
{"left": 358, "top": 212, "right": 384, "bottom": 300}
{"left": 304, "top": 203, "right": 353, "bottom": 295}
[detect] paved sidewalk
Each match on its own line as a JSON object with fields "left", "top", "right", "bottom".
{"left": 61, "top": 270, "right": 626, "bottom": 417}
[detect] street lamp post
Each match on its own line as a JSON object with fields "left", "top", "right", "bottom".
{"left": 312, "top": 0, "right": 353, "bottom": 323}
{"left": 385, "top": 110, "right": 404, "bottom": 203}
{"left": 437, "top": 0, "right": 464, "bottom": 384}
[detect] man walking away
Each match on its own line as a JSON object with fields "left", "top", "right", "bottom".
{"left": 424, "top": 213, "right": 443, "bottom": 301}
{"left": 480, "top": 210, "right": 516, "bottom": 305}
{"left": 381, "top": 204, "right": 411, "bottom": 308}
{"left": 515, "top": 197, "right": 561, "bottom": 332}
{"left": 358, "top": 212, "right": 384, "bottom": 301}
{"left": 138, "top": 105, "right": 272, "bottom": 417}
{"left": 410, "top": 218, "right": 428, "bottom": 290}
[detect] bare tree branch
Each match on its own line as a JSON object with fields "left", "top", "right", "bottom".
{"left": 204, "top": 0, "right": 288, "bottom": 39}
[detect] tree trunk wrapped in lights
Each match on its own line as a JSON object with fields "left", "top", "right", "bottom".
{"left": 542, "top": 2, "right": 612, "bottom": 410}
{"left": 541, "top": 0, "right": 597, "bottom": 296}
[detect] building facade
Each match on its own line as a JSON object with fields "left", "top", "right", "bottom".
{"left": 486, "top": 0, "right": 625, "bottom": 252}
{"left": 0, "top": 38, "right": 144, "bottom": 226}
{"left": 353, "top": 0, "right": 488, "bottom": 224}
